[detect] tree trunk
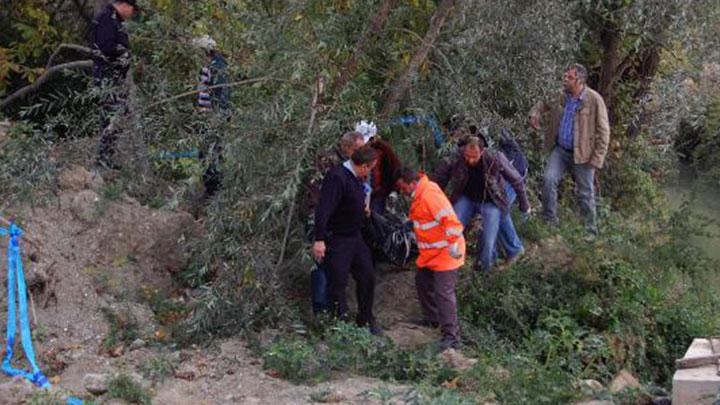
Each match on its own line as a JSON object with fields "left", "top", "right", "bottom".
{"left": 597, "top": 26, "right": 621, "bottom": 126}
{"left": 380, "top": 0, "right": 455, "bottom": 118}
{"left": 332, "top": 0, "right": 397, "bottom": 94}
{"left": 625, "top": 46, "right": 661, "bottom": 140}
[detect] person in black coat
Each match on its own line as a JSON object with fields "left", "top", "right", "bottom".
{"left": 90, "top": 0, "right": 137, "bottom": 167}
{"left": 313, "top": 146, "right": 382, "bottom": 335}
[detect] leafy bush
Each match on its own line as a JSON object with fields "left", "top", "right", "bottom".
{"left": 101, "top": 307, "right": 141, "bottom": 351}
{"left": 107, "top": 372, "right": 151, "bottom": 405}
{"left": 140, "top": 356, "right": 176, "bottom": 381}
{"left": 262, "top": 338, "right": 329, "bottom": 383}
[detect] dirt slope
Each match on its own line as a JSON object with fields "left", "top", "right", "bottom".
{"left": 1, "top": 165, "right": 423, "bottom": 404}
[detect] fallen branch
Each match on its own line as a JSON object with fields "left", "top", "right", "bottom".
{"left": 0, "top": 60, "right": 93, "bottom": 110}
{"left": 143, "top": 76, "right": 284, "bottom": 111}
{"left": 46, "top": 43, "right": 93, "bottom": 69}
{"left": 275, "top": 76, "right": 325, "bottom": 271}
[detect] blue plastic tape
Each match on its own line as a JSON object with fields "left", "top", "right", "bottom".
{"left": 1, "top": 223, "right": 49, "bottom": 388}
{"left": 389, "top": 114, "right": 445, "bottom": 148}
{"left": 152, "top": 149, "right": 200, "bottom": 160}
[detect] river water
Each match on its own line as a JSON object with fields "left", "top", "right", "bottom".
{"left": 663, "top": 182, "right": 720, "bottom": 261}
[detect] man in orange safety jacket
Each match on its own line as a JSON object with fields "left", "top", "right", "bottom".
{"left": 395, "top": 166, "right": 465, "bottom": 350}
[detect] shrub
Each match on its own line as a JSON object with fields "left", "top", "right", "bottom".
{"left": 107, "top": 372, "right": 151, "bottom": 405}
{"left": 262, "top": 338, "right": 329, "bottom": 383}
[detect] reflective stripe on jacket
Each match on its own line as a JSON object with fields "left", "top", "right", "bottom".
{"left": 409, "top": 175, "right": 465, "bottom": 271}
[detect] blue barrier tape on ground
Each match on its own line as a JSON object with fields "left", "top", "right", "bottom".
{"left": 152, "top": 149, "right": 200, "bottom": 160}
{"left": 389, "top": 114, "right": 445, "bottom": 148}
{"left": 1, "top": 222, "right": 85, "bottom": 404}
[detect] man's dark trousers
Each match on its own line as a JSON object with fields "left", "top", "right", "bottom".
{"left": 324, "top": 232, "right": 375, "bottom": 326}
{"left": 415, "top": 268, "right": 459, "bottom": 343}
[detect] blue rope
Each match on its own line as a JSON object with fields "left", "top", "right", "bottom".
{"left": 1, "top": 222, "right": 84, "bottom": 404}
{"left": 151, "top": 149, "right": 200, "bottom": 160}
{"left": 388, "top": 114, "right": 445, "bottom": 148}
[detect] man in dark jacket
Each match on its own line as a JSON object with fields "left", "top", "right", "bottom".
{"left": 313, "top": 146, "right": 381, "bottom": 334}
{"left": 432, "top": 137, "right": 531, "bottom": 272}
{"left": 91, "top": 0, "right": 137, "bottom": 167}
{"left": 303, "top": 131, "right": 365, "bottom": 314}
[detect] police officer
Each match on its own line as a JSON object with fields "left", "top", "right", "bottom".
{"left": 313, "top": 146, "right": 381, "bottom": 335}
{"left": 91, "top": 0, "right": 137, "bottom": 167}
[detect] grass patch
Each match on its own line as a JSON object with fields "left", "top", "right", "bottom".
{"left": 101, "top": 307, "right": 141, "bottom": 351}
{"left": 107, "top": 372, "right": 151, "bottom": 405}
{"left": 140, "top": 356, "right": 176, "bottom": 381}
{"left": 100, "top": 181, "right": 124, "bottom": 201}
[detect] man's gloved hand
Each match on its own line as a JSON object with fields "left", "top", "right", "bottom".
{"left": 449, "top": 242, "right": 462, "bottom": 259}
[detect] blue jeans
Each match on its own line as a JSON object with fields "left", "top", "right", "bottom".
{"left": 542, "top": 147, "right": 598, "bottom": 233}
{"left": 453, "top": 196, "right": 502, "bottom": 272}
{"left": 311, "top": 261, "right": 330, "bottom": 314}
{"left": 495, "top": 184, "right": 524, "bottom": 260}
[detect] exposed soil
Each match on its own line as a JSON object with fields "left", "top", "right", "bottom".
{"left": 0, "top": 165, "right": 430, "bottom": 404}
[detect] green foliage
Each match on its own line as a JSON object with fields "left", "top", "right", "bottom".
{"left": 262, "top": 322, "right": 452, "bottom": 385}
{"left": 0, "top": 121, "right": 58, "bottom": 204}
{"left": 263, "top": 337, "right": 329, "bottom": 383}
{"left": 140, "top": 356, "right": 176, "bottom": 381}
{"left": 100, "top": 181, "right": 124, "bottom": 201}
{"left": 107, "top": 372, "right": 152, "bottom": 405}
{"left": 458, "top": 206, "right": 720, "bottom": 387}
{"left": 101, "top": 307, "right": 141, "bottom": 351}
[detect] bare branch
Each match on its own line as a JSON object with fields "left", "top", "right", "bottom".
{"left": 46, "top": 43, "right": 93, "bottom": 69}
{"left": 380, "top": 0, "right": 456, "bottom": 118}
{"left": 0, "top": 60, "right": 93, "bottom": 110}
{"left": 332, "top": 0, "right": 397, "bottom": 94}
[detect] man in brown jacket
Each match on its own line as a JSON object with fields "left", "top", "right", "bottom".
{"left": 432, "top": 137, "right": 531, "bottom": 272}
{"left": 529, "top": 63, "right": 610, "bottom": 234}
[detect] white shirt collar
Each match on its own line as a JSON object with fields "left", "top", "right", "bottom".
{"left": 343, "top": 160, "right": 359, "bottom": 178}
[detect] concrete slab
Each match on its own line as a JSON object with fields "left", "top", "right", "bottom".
{"left": 673, "top": 338, "right": 720, "bottom": 405}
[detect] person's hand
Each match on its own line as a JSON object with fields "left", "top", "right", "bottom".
{"left": 528, "top": 116, "right": 540, "bottom": 130}
{"left": 312, "top": 241, "right": 326, "bottom": 262}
